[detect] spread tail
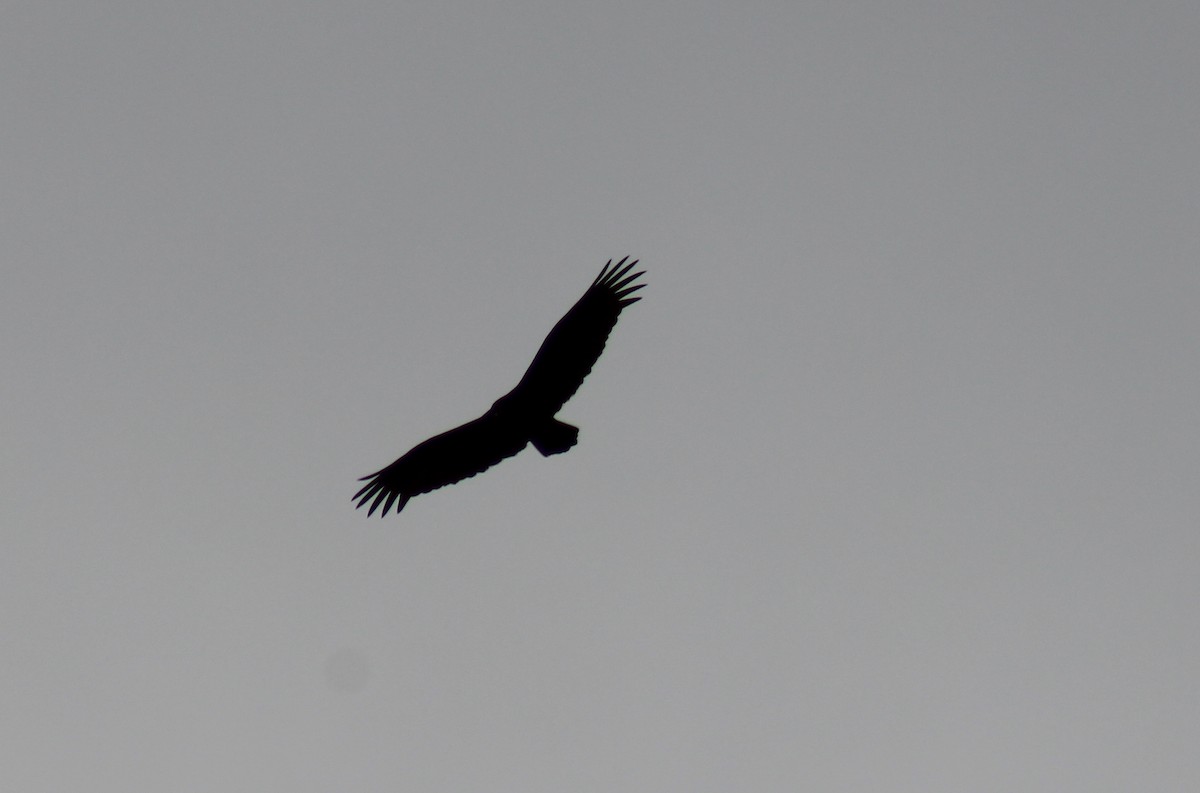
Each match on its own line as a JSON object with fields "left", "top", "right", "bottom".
{"left": 530, "top": 419, "right": 579, "bottom": 456}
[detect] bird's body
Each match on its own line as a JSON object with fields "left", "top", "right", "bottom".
{"left": 354, "top": 258, "right": 644, "bottom": 516}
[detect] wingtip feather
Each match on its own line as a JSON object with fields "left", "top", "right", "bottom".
{"left": 367, "top": 488, "right": 390, "bottom": 516}
{"left": 612, "top": 271, "right": 645, "bottom": 292}
{"left": 606, "top": 259, "right": 637, "bottom": 286}
{"left": 593, "top": 259, "right": 614, "bottom": 285}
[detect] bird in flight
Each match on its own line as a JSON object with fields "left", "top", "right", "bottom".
{"left": 354, "top": 257, "right": 645, "bottom": 516}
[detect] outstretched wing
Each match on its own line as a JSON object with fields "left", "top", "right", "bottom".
{"left": 510, "top": 257, "right": 645, "bottom": 415}
{"left": 353, "top": 413, "right": 529, "bottom": 516}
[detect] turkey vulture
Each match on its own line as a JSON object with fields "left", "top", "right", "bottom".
{"left": 353, "top": 257, "right": 645, "bottom": 516}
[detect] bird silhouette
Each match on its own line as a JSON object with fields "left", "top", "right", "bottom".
{"left": 353, "top": 257, "right": 645, "bottom": 516}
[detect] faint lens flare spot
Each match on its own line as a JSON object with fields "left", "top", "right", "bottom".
{"left": 323, "top": 648, "right": 370, "bottom": 694}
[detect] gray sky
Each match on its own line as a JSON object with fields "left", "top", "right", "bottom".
{"left": 4, "top": 1, "right": 1198, "bottom": 790}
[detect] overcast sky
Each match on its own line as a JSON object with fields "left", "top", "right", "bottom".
{"left": 4, "top": 1, "right": 1199, "bottom": 790}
